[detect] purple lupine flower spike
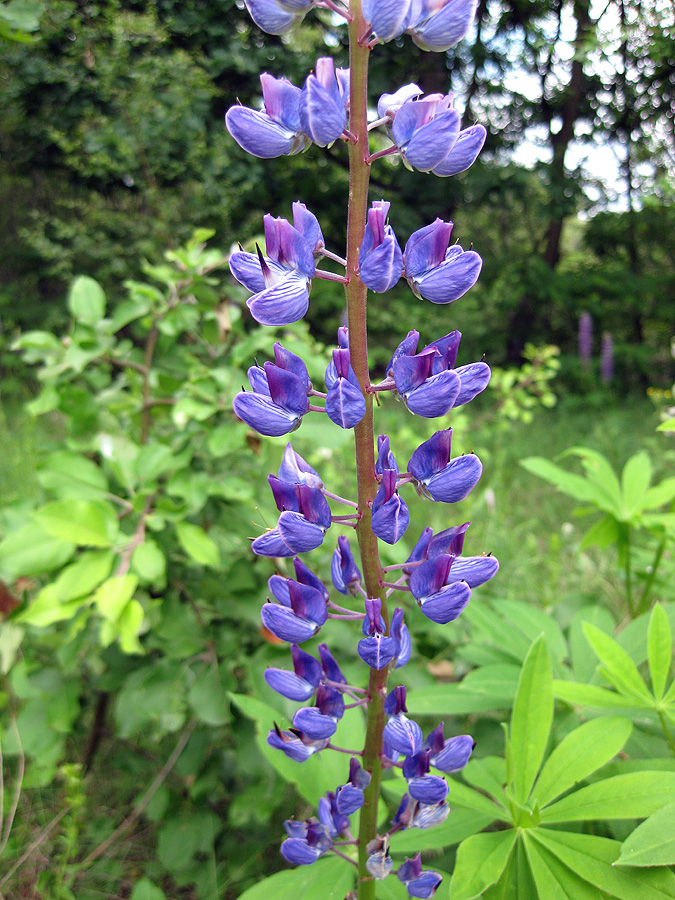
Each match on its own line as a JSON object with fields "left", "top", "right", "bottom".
{"left": 325, "top": 347, "right": 366, "bottom": 429}
{"left": 331, "top": 535, "right": 363, "bottom": 595}
{"left": 432, "top": 123, "right": 487, "bottom": 176}
{"left": 407, "top": 0, "right": 478, "bottom": 53}
{"left": 359, "top": 200, "right": 403, "bottom": 293}
{"left": 264, "top": 643, "right": 323, "bottom": 701}
{"left": 358, "top": 598, "right": 397, "bottom": 669}
{"left": 226, "top": 72, "right": 309, "bottom": 157}
{"left": 398, "top": 853, "right": 443, "bottom": 898}
{"left": 372, "top": 468, "right": 410, "bottom": 544}
{"left": 383, "top": 686, "right": 423, "bottom": 756}
{"left": 300, "top": 57, "right": 348, "bottom": 146}
{"left": 391, "top": 93, "right": 461, "bottom": 173}
{"left": 404, "top": 218, "right": 482, "bottom": 304}
{"left": 408, "top": 429, "right": 483, "bottom": 503}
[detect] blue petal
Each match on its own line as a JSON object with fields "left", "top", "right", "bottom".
{"left": 278, "top": 511, "right": 326, "bottom": 553}
{"left": 406, "top": 371, "right": 461, "bottom": 418}
{"left": 410, "top": 0, "right": 477, "bottom": 51}
{"left": 336, "top": 783, "right": 364, "bottom": 816}
{"left": 247, "top": 365, "right": 271, "bottom": 396}
{"left": 278, "top": 442, "right": 322, "bottom": 488}
{"left": 265, "top": 363, "right": 310, "bottom": 417}
{"left": 261, "top": 603, "right": 320, "bottom": 642}
{"left": 425, "top": 454, "right": 483, "bottom": 502}
{"left": 407, "top": 871, "right": 444, "bottom": 899}
{"left": 288, "top": 580, "right": 327, "bottom": 626}
{"left": 417, "top": 250, "right": 482, "bottom": 304}
{"left": 274, "top": 343, "right": 312, "bottom": 391}
{"left": 420, "top": 582, "right": 471, "bottom": 624}
{"left": 280, "top": 838, "right": 323, "bottom": 865}
{"left": 408, "top": 430, "right": 453, "bottom": 482}
{"left": 247, "top": 273, "right": 310, "bottom": 326}
{"left": 264, "top": 668, "right": 316, "bottom": 701}
{"left": 300, "top": 77, "right": 346, "bottom": 146}
{"left": 404, "top": 110, "right": 461, "bottom": 172}
{"left": 413, "top": 802, "right": 450, "bottom": 829}
{"left": 363, "top": 0, "right": 413, "bottom": 41}
{"left": 371, "top": 494, "right": 409, "bottom": 544}
{"left": 403, "top": 219, "right": 453, "bottom": 279}
{"left": 453, "top": 362, "right": 491, "bottom": 406}
{"left": 407, "top": 775, "right": 449, "bottom": 804}
{"left": 267, "top": 730, "right": 317, "bottom": 762}
{"left": 432, "top": 123, "right": 487, "bottom": 176}
{"left": 393, "top": 352, "right": 435, "bottom": 394}
{"left": 325, "top": 379, "right": 366, "bottom": 429}
{"left": 260, "top": 72, "right": 304, "bottom": 131}
{"left": 225, "top": 106, "right": 298, "bottom": 157}
{"left": 430, "top": 734, "right": 474, "bottom": 772}
{"left": 383, "top": 715, "right": 423, "bottom": 756}
{"left": 229, "top": 250, "right": 266, "bottom": 293}
{"left": 293, "top": 707, "right": 338, "bottom": 739}
{"left": 359, "top": 234, "right": 404, "bottom": 293}
{"left": 357, "top": 634, "right": 397, "bottom": 669}
{"left": 232, "top": 392, "right": 300, "bottom": 437}
{"left": 444, "top": 554, "right": 499, "bottom": 587}
{"left": 252, "top": 528, "right": 294, "bottom": 558}
{"left": 244, "top": 0, "right": 297, "bottom": 34}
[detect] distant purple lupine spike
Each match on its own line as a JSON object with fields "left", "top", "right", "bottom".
{"left": 601, "top": 331, "right": 614, "bottom": 383}
{"left": 300, "top": 57, "right": 348, "bottom": 147}
{"left": 331, "top": 535, "right": 363, "bottom": 595}
{"left": 408, "top": 429, "right": 483, "bottom": 503}
{"left": 372, "top": 468, "right": 410, "bottom": 544}
{"left": 325, "top": 347, "right": 366, "bottom": 429}
{"left": 391, "top": 607, "right": 412, "bottom": 667}
{"left": 391, "top": 94, "right": 461, "bottom": 173}
{"left": 264, "top": 643, "right": 323, "bottom": 701}
{"left": 267, "top": 723, "right": 329, "bottom": 761}
{"left": 407, "top": 0, "right": 478, "bottom": 53}
{"left": 278, "top": 443, "right": 323, "bottom": 489}
{"left": 409, "top": 554, "right": 472, "bottom": 624}
{"left": 432, "top": 124, "right": 487, "bottom": 176}
{"left": 404, "top": 219, "right": 482, "bottom": 304}
{"left": 398, "top": 852, "right": 443, "bottom": 898}
{"left": 359, "top": 200, "right": 404, "bottom": 293}
{"left": 578, "top": 311, "right": 592, "bottom": 369}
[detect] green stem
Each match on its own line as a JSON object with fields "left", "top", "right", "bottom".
{"left": 622, "top": 525, "right": 635, "bottom": 619}
{"left": 344, "top": 6, "right": 388, "bottom": 899}
{"left": 636, "top": 538, "right": 666, "bottom": 618}
{"left": 658, "top": 709, "right": 675, "bottom": 759}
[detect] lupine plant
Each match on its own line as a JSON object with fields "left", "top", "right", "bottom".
{"left": 226, "top": 2, "right": 496, "bottom": 897}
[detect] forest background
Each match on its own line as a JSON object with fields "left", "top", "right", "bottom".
{"left": 0, "top": 0, "right": 674, "bottom": 898}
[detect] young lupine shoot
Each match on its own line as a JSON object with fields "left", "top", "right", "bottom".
{"left": 227, "top": 1, "right": 495, "bottom": 895}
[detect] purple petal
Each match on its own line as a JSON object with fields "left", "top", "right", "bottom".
{"left": 409, "top": 555, "right": 455, "bottom": 600}
{"left": 410, "top": 0, "right": 477, "bottom": 51}
{"left": 268, "top": 474, "right": 300, "bottom": 513}
{"left": 371, "top": 493, "right": 409, "bottom": 545}
{"left": 406, "top": 371, "right": 462, "bottom": 418}
{"left": 293, "top": 707, "right": 338, "bottom": 740}
{"left": 247, "top": 364, "right": 271, "bottom": 396}
{"left": 420, "top": 582, "right": 472, "bottom": 624}
{"left": 403, "top": 219, "right": 453, "bottom": 280}
{"left": 336, "top": 783, "right": 364, "bottom": 816}
{"left": 229, "top": 250, "right": 266, "bottom": 293}
{"left": 425, "top": 454, "right": 483, "bottom": 503}
{"left": 431, "top": 734, "right": 475, "bottom": 772}
{"left": 260, "top": 72, "right": 303, "bottom": 132}
{"left": 274, "top": 343, "right": 311, "bottom": 389}
{"left": 407, "top": 775, "right": 449, "bottom": 804}
{"left": 280, "top": 838, "right": 323, "bottom": 865}
{"left": 385, "top": 330, "right": 420, "bottom": 375}
{"left": 293, "top": 201, "right": 324, "bottom": 251}
{"left": 300, "top": 75, "right": 346, "bottom": 146}
{"left": 408, "top": 430, "right": 453, "bottom": 481}
{"left": 247, "top": 273, "right": 310, "bottom": 326}
{"left": 264, "top": 215, "right": 316, "bottom": 277}
{"left": 264, "top": 668, "right": 317, "bottom": 701}
{"left": 244, "top": 0, "right": 297, "bottom": 34}
{"left": 363, "top": 0, "right": 413, "bottom": 41}
{"left": 288, "top": 580, "right": 328, "bottom": 626}
{"left": 377, "top": 83, "right": 422, "bottom": 119}
{"left": 359, "top": 231, "right": 403, "bottom": 293}
{"left": 278, "top": 443, "right": 322, "bottom": 488}
{"left": 423, "top": 330, "right": 462, "bottom": 371}
{"left": 427, "top": 523, "right": 470, "bottom": 558}
{"left": 294, "top": 558, "right": 330, "bottom": 600}
{"left": 232, "top": 392, "right": 300, "bottom": 437}
{"left": 453, "top": 362, "right": 491, "bottom": 407}
{"left": 432, "top": 124, "right": 487, "bottom": 176}
{"left": 416, "top": 250, "right": 482, "bottom": 304}
{"left": 325, "top": 379, "right": 366, "bottom": 429}
{"left": 407, "top": 871, "right": 443, "bottom": 899}
{"left": 383, "top": 715, "right": 423, "bottom": 756}
{"left": 357, "top": 634, "right": 397, "bottom": 669}
{"left": 251, "top": 528, "right": 294, "bottom": 558}
{"left": 265, "top": 363, "right": 310, "bottom": 417}
{"left": 261, "top": 602, "right": 320, "bottom": 642}
{"left": 268, "top": 729, "right": 319, "bottom": 762}
{"left": 404, "top": 109, "right": 461, "bottom": 172}
{"left": 393, "top": 351, "right": 436, "bottom": 395}
{"left": 413, "top": 802, "right": 450, "bottom": 829}
{"left": 225, "top": 106, "right": 299, "bottom": 157}
{"left": 444, "top": 554, "right": 499, "bottom": 587}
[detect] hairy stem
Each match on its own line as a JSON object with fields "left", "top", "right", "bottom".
{"left": 345, "top": 4, "right": 389, "bottom": 898}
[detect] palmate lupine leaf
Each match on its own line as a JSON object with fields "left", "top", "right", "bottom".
{"left": 648, "top": 603, "right": 673, "bottom": 701}
{"left": 449, "top": 831, "right": 518, "bottom": 900}
{"left": 510, "top": 635, "right": 553, "bottom": 805}
{"left": 540, "top": 771, "right": 675, "bottom": 823}
{"left": 617, "top": 799, "right": 675, "bottom": 867}
{"left": 236, "top": 855, "right": 355, "bottom": 900}
{"left": 522, "top": 833, "right": 605, "bottom": 900}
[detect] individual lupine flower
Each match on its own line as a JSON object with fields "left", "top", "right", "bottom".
{"left": 398, "top": 853, "right": 443, "bottom": 899}
{"left": 440, "top": 553, "right": 499, "bottom": 587}
{"left": 261, "top": 564, "right": 328, "bottom": 642}
{"left": 300, "top": 57, "right": 349, "bottom": 147}
{"left": 372, "top": 468, "right": 409, "bottom": 544}
{"left": 403, "top": 219, "right": 482, "bottom": 304}
{"left": 264, "top": 643, "right": 323, "bottom": 701}
{"left": 406, "top": 0, "right": 478, "bottom": 53}
{"left": 278, "top": 442, "right": 323, "bottom": 490}
{"left": 232, "top": 343, "right": 310, "bottom": 437}
{"left": 318, "top": 791, "right": 350, "bottom": 838}
{"left": 392, "top": 347, "right": 461, "bottom": 417}
{"left": 431, "top": 123, "right": 486, "bottom": 176}
{"left": 268, "top": 723, "right": 330, "bottom": 762}
{"left": 365, "top": 836, "right": 394, "bottom": 879}
{"left": 293, "top": 683, "right": 345, "bottom": 739}
{"left": 229, "top": 208, "right": 321, "bottom": 325}
{"left": 358, "top": 598, "right": 397, "bottom": 669}
{"left": 280, "top": 818, "right": 332, "bottom": 864}
{"left": 325, "top": 347, "right": 366, "bottom": 429}
{"left": 392, "top": 794, "right": 450, "bottom": 830}
{"left": 358, "top": 201, "right": 403, "bottom": 293}
{"left": 377, "top": 84, "right": 422, "bottom": 120}
{"left": 252, "top": 477, "right": 331, "bottom": 557}
{"left": 391, "top": 607, "right": 412, "bottom": 667}
{"left": 331, "top": 535, "right": 363, "bottom": 595}
{"left": 375, "top": 434, "right": 399, "bottom": 474}
{"left": 336, "top": 757, "right": 371, "bottom": 815}
{"left": 402, "top": 750, "right": 449, "bottom": 803}
{"left": 424, "top": 723, "right": 475, "bottom": 772}
{"left": 390, "top": 93, "right": 461, "bottom": 173}
{"left": 408, "top": 429, "right": 482, "bottom": 503}
{"left": 226, "top": 72, "right": 309, "bottom": 157}
{"left": 363, "top": 0, "right": 413, "bottom": 42}
{"left": 408, "top": 553, "right": 471, "bottom": 624}
{"left": 383, "top": 686, "right": 423, "bottom": 756}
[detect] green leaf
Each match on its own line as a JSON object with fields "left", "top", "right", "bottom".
{"left": 569, "top": 606, "right": 616, "bottom": 682}
{"left": 462, "top": 756, "right": 509, "bottom": 808}
{"left": 523, "top": 832, "right": 602, "bottom": 900}
{"left": 35, "top": 500, "right": 119, "bottom": 548}
{"left": 534, "top": 829, "right": 675, "bottom": 900}
{"left": 389, "top": 808, "right": 493, "bottom": 854}
{"left": 648, "top": 604, "right": 672, "bottom": 702}
{"left": 583, "top": 622, "right": 652, "bottom": 702}
{"left": 520, "top": 457, "right": 606, "bottom": 505}
{"left": 567, "top": 447, "right": 625, "bottom": 519}
{"left": 188, "top": 666, "right": 229, "bottom": 726}
{"left": 497, "top": 600, "right": 568, "bottom": 664}
{"left": 643, "top": 477, "right": 675, "bottom": 510}
{"left": 617, "top": 799, "right": 675, "bottom": 867}
{"left": 541, "top": 771, "right": 675, "bottom": 823}
{"left": 68, "top": 275, "right": 106, "bottom": 324}
{"left": 579, "top": 514, "right": 620, "bottom": 551}
{"left": 130, "top": 878, "right": 166, "bottom": 900}
{"left": 135, "top": 443, "right": 178, "bottom": 482}
{"left": 92, "top": 575, "right": 138, "bottom": 622}
{"left": 38, "top": 451, "right": 109, "bottom": 499}
{"left": 532, "top": 717, "right": 632, "bottom": 808}
{"left": 236, "top": 856, "right": 354, "bottom": 900}
{"left": 444, "top": 777, "right": 509, "bottom": 820}
{"left": 406, "top": 683, "right": 515, "bottom": 716}
{"left": 450, "top": 830, "right": 518, "bottom": 900}
{"left": 621, "top": 452, "right": 652, "bottom": 517}
{"left": 132, "top": 540, "right": 166, "bottom": 585}
{"left": 0, "top": 521, "right": 75, "bottom": 580}
{"left": 116, "top": 598, "right": 144, "bottom": 654}
{"left": 175, "top": 522, "right": 220, "bottom": 568}
{"left": 510, "top": 635, "right": 553, "bottom": 804}
{"left": 554, "top": 679, "right": 646, "bottom": 710}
